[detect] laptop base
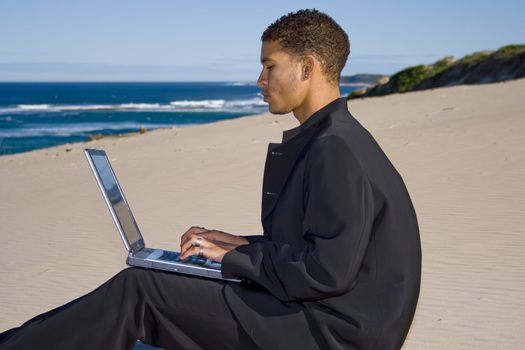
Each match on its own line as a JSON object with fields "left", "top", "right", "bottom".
{"left": 127, "top": 248, "right": 241, "bottom": 282}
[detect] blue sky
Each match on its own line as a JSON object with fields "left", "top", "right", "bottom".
{"left": 0, "top": 0, "right": 523, "bottom": 81}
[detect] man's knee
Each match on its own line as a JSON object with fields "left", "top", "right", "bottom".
{"left": 110, "top": 267, "right": 150, "bottom": 293}
{"left": 116, "top": 266, "right": 148, "bottom": 281}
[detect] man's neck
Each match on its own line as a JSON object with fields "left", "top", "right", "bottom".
{"left": 293, "top": 85, "right": 341, "bottom": 124}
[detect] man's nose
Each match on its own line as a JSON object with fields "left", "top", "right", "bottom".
{"left": 257, "top": 70, "right": 266, "bottom": 89}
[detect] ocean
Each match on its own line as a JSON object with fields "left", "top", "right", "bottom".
{"left": 0, "top": 82, "right": 361, "bottom": 156}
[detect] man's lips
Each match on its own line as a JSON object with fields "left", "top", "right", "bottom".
{"left": 262, "top": 93, "right": 270, "bottom": 102}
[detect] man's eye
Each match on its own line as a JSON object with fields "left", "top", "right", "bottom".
{"left": 267, "top": 65, "right": 274, "bottom": 70}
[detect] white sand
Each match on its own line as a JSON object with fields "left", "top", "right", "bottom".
{"left": 1, "top": 78, "right": 524, "bottom": 348}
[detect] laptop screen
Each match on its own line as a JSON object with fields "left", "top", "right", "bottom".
{"left": 90, "top": 152, "right": 142, "bottom": 247}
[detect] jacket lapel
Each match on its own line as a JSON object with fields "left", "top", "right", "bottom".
{"left": 261, "top": 116, "right": 330, "bottom": 233}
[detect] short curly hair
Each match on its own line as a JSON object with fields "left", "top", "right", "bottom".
{"left": 262, "top": 9, "right": 350, "bottom": 84}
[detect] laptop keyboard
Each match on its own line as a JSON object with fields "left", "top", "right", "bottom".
{"left": 157, "top": 250, "right": 221, "bottom": 269}
{"left": 158, "top": 250, "right": 183, "bottom": 262}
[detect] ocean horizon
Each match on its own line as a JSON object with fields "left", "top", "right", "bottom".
{"left": 0, "top": 82, "right": 362, "bottom": 156}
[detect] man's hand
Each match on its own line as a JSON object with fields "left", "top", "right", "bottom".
{"left": 180, "top": 226, "right": 249, "bottom": 263}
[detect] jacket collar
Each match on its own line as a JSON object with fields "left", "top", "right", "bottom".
{"left": 261, "top": 97, "right": 349, "bottom": 231}
{"left": 282, "top": 97, "right": 349, "bottom": 143}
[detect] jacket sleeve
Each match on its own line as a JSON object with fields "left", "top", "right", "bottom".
{"left": 222, "top": 136, "right": 376, "bottom": 302}
{"left": 241, "top": 235, "right": 269, "bottom": 244}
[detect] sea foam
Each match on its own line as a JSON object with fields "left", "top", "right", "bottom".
{"left": 0, "top": 98, "right": 266, "bottom": 115}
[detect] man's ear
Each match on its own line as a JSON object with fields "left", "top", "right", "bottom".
{"left": 301, "top": 55, "right": 316, "bottom": 80}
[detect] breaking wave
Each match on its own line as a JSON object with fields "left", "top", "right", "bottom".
{"left": 0, "top": 97, "right": 267, "bottom": 114}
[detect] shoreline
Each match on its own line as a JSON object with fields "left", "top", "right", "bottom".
{"left": 1, "top": 79, "right": 524, "bottom": 348}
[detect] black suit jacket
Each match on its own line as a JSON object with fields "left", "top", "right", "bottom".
{"left": 222, "top": 98, "right": 421, "bottom": 349}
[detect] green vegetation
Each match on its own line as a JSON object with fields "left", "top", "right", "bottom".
{"left": 389, "top": 65, "right": 429, "bottom": 92}
{"left": 348, "top": 43, "right": 525, "bottom": 100}
{"left": 391, "top": 56, "right": 457, "bottom": 92}
{"left": 431, "top": 56, "right": 455, "bottom": 74}
{"left": 457, "top": 50, "right": 493, "bottom": 65}
{"left": 455, "top": 45, "right": 525, "bottom": 65}
{"left": 495, "top": 44, "right": 525, "bottom": 55}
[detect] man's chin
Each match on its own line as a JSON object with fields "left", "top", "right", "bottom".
{"left": 268, "top": 104, "right": 291, "bottom": 115}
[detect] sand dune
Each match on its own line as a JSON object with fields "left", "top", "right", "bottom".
{"left": 1, "top": 78, "right": 524, "bottom": 348}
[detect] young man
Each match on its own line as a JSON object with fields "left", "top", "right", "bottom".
{"left": 0, "top": 9, "right": 421, "bottom": 350}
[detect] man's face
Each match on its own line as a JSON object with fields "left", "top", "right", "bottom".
{"left": 257, "top": 40, "right": 307, "bottom": 115}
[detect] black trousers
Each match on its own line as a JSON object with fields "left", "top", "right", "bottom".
{"left": 0, "top": 268, "right": 258, "bottom": 350}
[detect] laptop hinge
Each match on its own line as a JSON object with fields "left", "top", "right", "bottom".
{"left": 130, "top": 239, "right": 146, "bottom": 255}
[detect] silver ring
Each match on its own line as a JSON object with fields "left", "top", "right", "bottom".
{"left": 199, "top": 246, "right": 204, "bottom": 257}
{"left": 195, "top": 237, "right": 202, "bottom": 248}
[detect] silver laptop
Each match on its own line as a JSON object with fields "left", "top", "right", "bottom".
{"left": 84, "top": 148, "right": 240, "bottom": 282}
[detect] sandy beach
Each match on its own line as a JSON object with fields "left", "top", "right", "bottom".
{"left": 1, "top": 78, "right": 524, "bottom": 348}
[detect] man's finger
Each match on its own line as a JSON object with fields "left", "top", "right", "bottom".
{"left": 180, "top": 238, "right": 201, "bottom": 259}
{"left": 180, "top": 234, "right": 210, "bottom": 254}
{"left": 180, "top": 226, "right": 207, "bottom": 246}
{"left": 181, "top": 245, "right": 206, "bottom": 261}
{"left": 182, "top": 226, "right": 206, "bottom": 239}
{"left": 195, "top": 230, "right": 221, "bottom": 242}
